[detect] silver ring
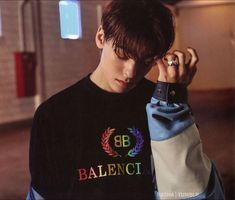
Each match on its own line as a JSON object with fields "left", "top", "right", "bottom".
{"left": 168, "top": 59, "right": 179, "bottom": 67}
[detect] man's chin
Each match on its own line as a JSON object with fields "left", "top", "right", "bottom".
{"left": 115, "top": 85, "right": 136, "bottom": 94}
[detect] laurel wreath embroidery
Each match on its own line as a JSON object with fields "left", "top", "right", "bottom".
{"left": 127, "top": 127, "right": 144, "bottom": 157}
{"left": 101, "top": 127, "right": 121, "bottom": 157}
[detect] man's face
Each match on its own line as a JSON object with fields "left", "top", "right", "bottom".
{"left": 95, "top": 40, "right": 154, "bottom": 93}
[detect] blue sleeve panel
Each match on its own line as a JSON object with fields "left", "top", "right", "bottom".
{"left": 147, "top": 98, "right": 225, "bottom": 200}
{"left": 26, "top": 188, "right": 35, "bottom": 200}
{"left": 146, "top": 97, "right": 195, "bottom": 141}
{"left": 26, "top": 187, "right": 44, "bottom": 200}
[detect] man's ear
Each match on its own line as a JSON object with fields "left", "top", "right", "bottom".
{"left": 95, "top": 25, "right": 105, "bottom": 49}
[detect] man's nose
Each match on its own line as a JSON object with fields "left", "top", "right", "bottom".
{"left": 123, "top": 59, "right": 136, "bottom": 79}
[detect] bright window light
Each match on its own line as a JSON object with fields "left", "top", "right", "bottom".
{"left": 59, "top": 0, "right": 82, "bottom": 39}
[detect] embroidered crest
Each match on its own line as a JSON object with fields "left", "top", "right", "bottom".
{"left": 101, "top": 128, "right": 121, "bottom": 157}
{"left": 101, "top": 127, "right": 144, "bottom": 158}
{"left": 127, "top": 127, "right": 144, "bottom": 157}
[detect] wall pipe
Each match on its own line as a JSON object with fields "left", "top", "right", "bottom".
{"left": 31, "top": 0, "right": 47, "bottom": 107}
{"left": 18, "top": 0, "right": 46, "bottom": 107}
{"left": 18, "top": 0, "right": 30, "bottom": 51}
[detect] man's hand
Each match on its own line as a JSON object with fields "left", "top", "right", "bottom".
{"left": 156, "top": 47, "right": 198, "bottom": 86}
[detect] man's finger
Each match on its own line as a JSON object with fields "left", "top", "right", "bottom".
{"left": 173, "top": 50, "right": 186, "bottom": 78}
{"left": 187, "top": 47, "right": 199, "bottom": 68}
{"left": 156, "top": 59, "right": 167, "bottom": 73}
{"left": 163, "top": 53, "right": 178, "bottom": 82}
{"left": 156, "top": 59, "right": 170, "bottom": 82}
{"left": 164, "top": 53, "right": 177, "bottom": 66}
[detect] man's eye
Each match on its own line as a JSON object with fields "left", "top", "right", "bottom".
{"left": 117, "top": 54, "right": 128, "bottom": 60}
{"left": 143, "top": 60, "right": 155, "bottom": 67}
{"left": 144, "top": 61, "right": 152, "bottom": 66}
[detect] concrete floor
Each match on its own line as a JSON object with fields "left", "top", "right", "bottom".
{"left": 0, "top": 90, "right": 234, "bottom": 200}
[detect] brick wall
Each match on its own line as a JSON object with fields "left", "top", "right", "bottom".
{"left": 0, "top": 0, "right": 103, "bottom": 125}
{"left": 0, "top": 1, "right": 34, "bottom": 124}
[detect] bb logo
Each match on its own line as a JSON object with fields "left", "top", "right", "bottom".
{"left": 101, "top": 127, "right": 144, "bottom": 158}
{"left": 114, "top": 135, "right": 131, "bottom": 148}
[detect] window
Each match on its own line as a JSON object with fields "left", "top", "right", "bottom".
{"left": 59, "top": 0, "right": 82, "bottom": 39}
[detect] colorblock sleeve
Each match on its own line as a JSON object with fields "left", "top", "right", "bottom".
{"left": 146, "top": 97, "right": 225, "bottom": 200}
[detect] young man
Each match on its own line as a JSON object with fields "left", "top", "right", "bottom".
{"left": 27, "top": 0, "right": 224, "bottom": 199}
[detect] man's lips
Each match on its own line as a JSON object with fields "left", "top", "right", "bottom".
{"left": 116, "top": 79, "right": 130, "bottom": 87}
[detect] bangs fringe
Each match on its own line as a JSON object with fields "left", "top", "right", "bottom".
{"left": 111, "top": 27, "right": 167, "bottom": 61}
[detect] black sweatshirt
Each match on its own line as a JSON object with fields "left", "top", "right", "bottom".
{"left": 29, "top": 75, "right": 156, "bottom": 200}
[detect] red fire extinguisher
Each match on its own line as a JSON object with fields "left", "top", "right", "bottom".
{"left": 14, "top": 52, "right": 36, "bottom": 97}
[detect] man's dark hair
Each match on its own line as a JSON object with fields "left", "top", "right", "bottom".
{"left": 102, "top": 0, "right": 175, "bottom": 64}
